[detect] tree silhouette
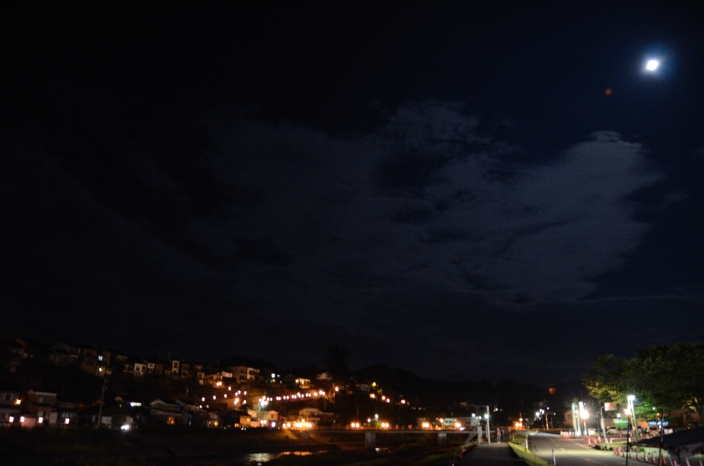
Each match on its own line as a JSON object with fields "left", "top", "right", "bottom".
{"left": 323, "top": 345, "right": 350, "bottom": 383}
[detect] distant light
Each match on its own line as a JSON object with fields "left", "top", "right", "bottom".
{"left": 121, "top": 424, "right": 130, "bottom": 431}
{"left": 64, "top": 418, "right": 70, "bottom": 425}
{"left": 646, "top": 59, "right": 659, "bottom": 71}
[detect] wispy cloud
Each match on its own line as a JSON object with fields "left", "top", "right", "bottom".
{"left": 1, "top": 100, "right": 686, "bottom": 380}
{"left": 195, "top": 102, "right": 669, "bottom": 319}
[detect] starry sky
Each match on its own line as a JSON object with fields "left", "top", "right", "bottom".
{"left": 2, "top": 2, "right": 703, "bottom": 386}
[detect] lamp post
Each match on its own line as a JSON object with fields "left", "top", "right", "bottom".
{"left": 577, "top": 402, "right": 585, "bottom": 436}
{"left": 579, "top": 403, "right": 589, "bottom": 437}
{"left": 486, "top": 411, "right": 491, "bottom": 444}
{"left": 96, "top": 375, "right": 108, "bottom": 428}
{"left": 627, "top": 395, "right": 639, "bottom": 442}
{"left": 477, "top": 406, "right": 490, "bottom": 443}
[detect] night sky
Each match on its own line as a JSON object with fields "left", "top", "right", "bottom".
{"left": 2, "top": 2, "right": 703, "bottom": 386}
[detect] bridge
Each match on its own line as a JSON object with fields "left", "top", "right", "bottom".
{"left": 310, "top": 428, "right": 486, "bottom": 449}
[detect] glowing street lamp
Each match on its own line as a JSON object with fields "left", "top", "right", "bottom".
{"left": 580, "top": 407, "right": 590, "bottom": 436}
{"left": 627, "top": 395, "right": 638, "bottom": 441}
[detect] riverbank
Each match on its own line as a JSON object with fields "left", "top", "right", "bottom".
{"left": 0, "top": 427, "right": 467, "bottom": 466}
{"left": 0, "top": 426, "right": 317, "bottom": 465}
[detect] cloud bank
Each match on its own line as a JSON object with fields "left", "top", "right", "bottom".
{"left": 2, "top": 100, "right": 691, "bottom": 383}
{"left": 197, "top": 102, "right": 666, "bottom": 318}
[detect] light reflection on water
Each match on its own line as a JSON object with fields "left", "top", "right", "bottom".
{"left": 236, "top": 451, "right": 316, "bottom": 464}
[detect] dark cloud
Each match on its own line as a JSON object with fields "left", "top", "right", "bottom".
{"left": 192, "top": 103, "right": 672, "bottom": 314}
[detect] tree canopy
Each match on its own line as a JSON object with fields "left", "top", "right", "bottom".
{"left": 583, "top": 343, "right": 704, "bottom": 422}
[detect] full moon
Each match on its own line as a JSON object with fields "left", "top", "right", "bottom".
{"left": 646, "top": 59, "right": 660, "bottom": 71}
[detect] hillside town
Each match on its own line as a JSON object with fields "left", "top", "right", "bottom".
{"left": 3, "top": 335, "right": 703, "bottom": 440}
{"left": 0, "top": 336, "right": 372, "bottom": 430}
{"left": 3, "top": 335, "right": 500, "bottom": 432}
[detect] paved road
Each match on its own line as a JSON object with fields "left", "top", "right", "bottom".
{"left": 455, "top": 433, "right": 636, "bottom": 466}
{"left": 529, "top": 432, "right": 630, "bottom": 466}
{"left": 457, "top": 443, "right": 525, "bottom": 465}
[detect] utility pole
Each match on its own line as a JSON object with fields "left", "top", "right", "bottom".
{"left": 625, "top": 421, "right": 631, "bottom": 466}
{"left": 477, "top": 405, "right": 491, "bottom": 443}
{"left": 486, "top": 406, "right": 491, "bottom": 444}
{"left": 96, "top": 375, "right": 108, "bottom": 427}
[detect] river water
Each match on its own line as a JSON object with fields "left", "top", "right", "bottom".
{"left": 237, "top": 450, "right": 315, "bottom": 463}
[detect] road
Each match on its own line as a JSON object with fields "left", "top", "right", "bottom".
{"left": 528, "top": 432, "right": 631, "bottom": 466}
{"left": 457, "top": 443, "right": 525, "bottom": 465}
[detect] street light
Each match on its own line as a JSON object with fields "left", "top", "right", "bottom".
{"left": 485, "top": 413, "right": 491, "bottom": 444}
{"left": 627, "top": 395, "right": 639, "bottom": 441}
{"left": 579, "top": 404, "right": 589, "bottom": 436}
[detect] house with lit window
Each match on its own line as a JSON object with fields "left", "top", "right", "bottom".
{"left": 52, "top": 395, "right": 78, "bottom": 425}
{"left": 149, "top": 398, "right": 184, "bottom": 425}
{"left": 124, "top": 358, "right": 147, "bottom": 376}
{"left": 157, "top": 357, "right": 180, "bottom": 377}
{"left": 25, "top": 389, "right": 57, "bottom": 425}
{"left": 0, "top": 383, "right": 21, "bottom": 426}
{"left": 228, "top": 366, "right": 260, "bottom": 384}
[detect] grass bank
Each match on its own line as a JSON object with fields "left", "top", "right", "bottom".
{"left": 508, "top": 441, "right": 552, "bottom": 466}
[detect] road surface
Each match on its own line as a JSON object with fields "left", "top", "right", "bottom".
{"left": 528, "top": 432, "right": 631, "bottom": 466}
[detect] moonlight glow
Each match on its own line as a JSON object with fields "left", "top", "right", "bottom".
{"left": 646, "top": 59, "right": 660, "bottom": 71}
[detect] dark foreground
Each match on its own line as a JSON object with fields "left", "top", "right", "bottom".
{"left": 0, "top": 426, "right": 467, "bottom": 466}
